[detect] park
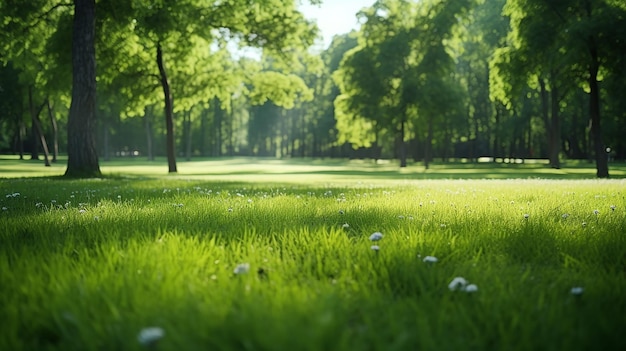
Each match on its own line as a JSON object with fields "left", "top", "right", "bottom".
{"left": 1, "top": 0, "right": 626, "bottom": 350}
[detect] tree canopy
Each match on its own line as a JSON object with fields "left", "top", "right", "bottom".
{"left": 1, "top": 0, "right": 625, "bottom": 177}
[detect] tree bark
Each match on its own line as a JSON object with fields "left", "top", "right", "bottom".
{"left": 28, "top": 86, "right": 51, "bottom": 166}
{"left": 157, "top": 42, "right": 177, "bottom": 173}
{"left": 549, "top": 77, "right": 561, "bottom": 168}
{"left": 539, "top": 76, "right": 561, "bottom": 169}
{"left": 144, "top": 106, "right": 154, "bottom": 161}
{"left": 588, "top": 35, "right": 608, "bottom": 178}
{"left": 65, "top": 0, "right": 100, "bottom": 177}
{"left": 184, "top": 109, "right": 192, "bottom": 161}
{"left": 398, "top": 120, "right": 407, "bottom": 167}
{"left": 47, "top": 99, "right": 59, "bottom": 163}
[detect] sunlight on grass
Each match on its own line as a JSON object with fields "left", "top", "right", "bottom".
{"left": 2, "top": 155, "right": 624, "bottom": 181}
{"left": 1, "top": 170, "right": 625, "bottom": 350}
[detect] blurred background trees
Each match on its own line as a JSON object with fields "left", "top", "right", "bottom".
{"left": 0, "top": 0, "right": 624, "bottom": 177}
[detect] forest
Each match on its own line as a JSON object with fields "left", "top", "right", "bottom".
{"left": 1, "top": 0, "right": 625, "bottom": 177}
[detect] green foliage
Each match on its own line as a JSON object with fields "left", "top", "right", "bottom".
{"left": 334, "top": 0, "right": 474, "bottom": 151}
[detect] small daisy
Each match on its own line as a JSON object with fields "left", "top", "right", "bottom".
{"left": 448, "top": 277, "right": 468, "bottom": 291}
{"left": 610, "top": 205, "right": 616, "bottom": 211}
{"left": 137, "top": 327, "right": 164, "bottom": 346}
{"left": 423, "top": 256, "right": 438, "bottom": 263}
{"left": 523, "top": 213, "right": 530, "bottom": 219}
{"left": 464, "top": 284, "right": 478, "bottom": 293}
{"left": 369, "top": 232, "right": 383, "bottom": 241}
{"left": 570, "top": 287, "right": 584, "bottom": 296}
{"left": 561, "top": 213, "right": 569, "bottom": 219}
{"left": 233, "top": 263, "right": 250, "bottom": 275}
{"left": 593, "top": 209, "right": 600, "bottom": 215}
{"left": 370, "top": 245, "right": 380, "bottom": 252}
{"left": 342, "top": 223, "right": 350, "bottom": 229}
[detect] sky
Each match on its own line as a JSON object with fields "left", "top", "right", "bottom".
{"left": 299, "top": 0, "right": 375, "bottom": 49}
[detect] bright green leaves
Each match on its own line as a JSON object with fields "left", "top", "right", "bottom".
{"left": 335, "top": 0, "right": 474, "bottom": 152}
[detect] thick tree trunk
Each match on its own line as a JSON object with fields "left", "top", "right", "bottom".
{"left": 65, "top": 0, "right": 100, "bottom": 177}
{"left": 588, "top": 36, "right": 608, "bottom": 178}
{"left": 157, "top": 42, "right": 177, "bottom": 173}
{"left": 46, "top": 99, "right": 59, "bottom": 162}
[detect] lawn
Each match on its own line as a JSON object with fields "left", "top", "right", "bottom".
{"left": 1, "top": 157, "right": 625, "bottom": 350}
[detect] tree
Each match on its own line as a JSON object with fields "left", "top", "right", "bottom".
{"left": 498, "top": 0, "right": 626, "bottom": 177}
{"left": 335, "top": 0, "right": 473, "bottom": 167}
{"left": 65, "top": 0, "right": 100, "bottom": 177}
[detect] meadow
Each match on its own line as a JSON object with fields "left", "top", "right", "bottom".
{"left": 1, "top": 156, "right": 625, "bottom": 350}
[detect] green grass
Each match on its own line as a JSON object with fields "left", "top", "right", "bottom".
{"left": 1, "top": 158, "right": 625, "bottom": 350}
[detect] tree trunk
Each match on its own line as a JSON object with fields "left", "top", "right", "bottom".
{"left": 398, "top": 121, "right": 407, "bottom": 167}
{"left": 200, "top": 108, "right": 207, "bottom": 156}
{"left": 144, "top": 106, "right": 154, "bottom": 161}
{"left": 213, "top": 98, "right": 222, "bottom": 157}
{"left": 424, "top": 118, "right": 433, "bottom": 170}
{"left": 46, "top": 99, "right": 59, "bottom": 163}
{"left": 103, "top": 121, "right": 110, "bottom": 161}
{"left": 588, "top": 35, "right": 608, "bottom": 178}
{"left": 65, "top": 0, "right": 100, "bottom": 177}
{"left": 538, "top": 78, "right": 560, "bottom": 168}
{"left": 28, "top": 86, "right": 51, "bottom": 166}
{"left": 184, "top": 109, "right": 192, "bottom": 161}
{"left": 15, "top": 120, "right": 25, "bottom": 159}
{"left": 157, "top": 42, "right": 177, "bottom": 173}
{"left": 28, "top": 87, "right": 39, "bottom": 161}
{"left": 549, "top": 77, "right": 561, "bottom": 168}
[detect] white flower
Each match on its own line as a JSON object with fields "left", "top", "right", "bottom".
{"left": 523, "top": 213, "right": 530, "bottom": 219}
{"left": 1, "top": 207, "right": 7, "bottom": 211}
{"left": 448, "top": 277, "right": 468, "bottom": 291}
{"left": 423, "top": 256, "right": 438, "bottom": 263}
{"left": 369, "top": 232, "right": 383, "bottom": 241}
{"left": 593, "top": 209, "right": 600, "bottom": 215}
{"left": 370, "top": 245, "right": 380, "bottom": 251}
{"left": 342, "top": 223, "right": 350, "bottom": 229}
{"left": 464, "top": 284, "right": 478, "bottom": 293}
{"left": 79, "top": 209, "right": 86, "bottom": 214}
{"left": 570, "top": 286, "right": 584, "bottom": 295}
{"left": 233, "top": 263, "right": 250, "bottom": 275}
{"left": 137, "top": 327, "right": 164, "bottom": 346}
{"left": 562, "top": 213, "right": 569, "bottom": 219}
{"left": 610, "top": 205, "right": 616, "bottom": 211}
{"left": 582, "top": 221, "right": 587, "bottom": 227}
